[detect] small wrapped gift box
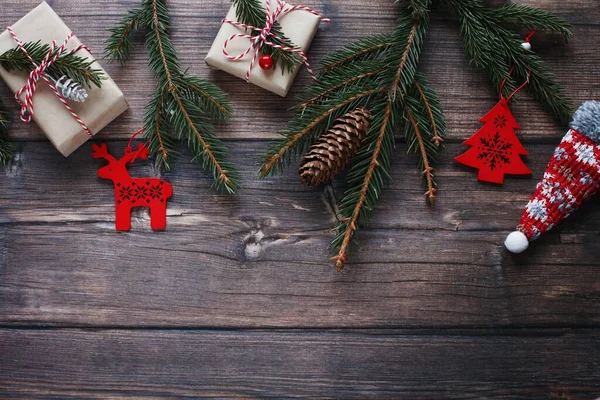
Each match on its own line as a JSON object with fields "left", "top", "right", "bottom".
{"left": 205, "top": 0, "right": 327, "bottom": 97}
{"left": 0, "top": 2, "right": 129, "bottom": 157}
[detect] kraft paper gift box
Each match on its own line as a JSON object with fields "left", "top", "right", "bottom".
{"left": 0, "top": 2, "right": 129, "bottom": 157}
{"left": 205, "top": 0, "right": 325, "bottom": 97}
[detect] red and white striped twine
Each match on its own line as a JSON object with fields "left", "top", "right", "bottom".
{"left": 221, "top": 0, "right": 329, "bottom": 82}
{"left": 7, "top": 27, "right": 93, "bottom": 138}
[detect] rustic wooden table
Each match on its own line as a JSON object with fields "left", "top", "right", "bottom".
{"left": 1, "top": 0, "right": 599, "bottom": 398}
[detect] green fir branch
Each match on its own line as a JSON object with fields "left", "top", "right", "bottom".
{"left": 178, "top": 75, "right": 232, "bottom": 122}
{"left": 260, "top": 0, "right": 571, "bottom": 270}
{"left": 260, "top": 8, "right": 442, "bottom": 271}
{"left": 105, "top": 8, "right": 146, "bottom": 64}
{"left": 404, "top": 74, "right": 446, "bottom": 203}
{"left": 0, "top": 41, "right": 105, "bottom": 87}
{"left": 413, "top": 73, "right": 445, "bottom": 147}
{"left": 493, "top": 3, "right": 573, "bottom": 40}
{"left": 451, "top": 0, "right": 516, "bottom": 97}
{"left": 0, "top": 100, "right": 11, "bottom": 165}
{"left": 447, "top": 0, "right": 573, "bottom": 124}
{"left": 513, "top": 53, "right": 572, "bottom": 125}
{"left": 263, "top": 0, "right": 572, "bottom": 271}
{"left": 105, "top": 0, "right": 238, "bottom": 193}
{"left": 319, "top": 34, "right": 394, "bottom": 75}
{"left": 384, "top": 11, "right": 430, "bottom": 100}
{"left": 232, "top": 0, "right": 301, "bottom": 73}
{"left": 144, "top": 85, "right": 176, "bottom": 171}
{"left": 296, "top": 61, "right": 386, "bottom": 111}
{"left": 259, "top": 87, "right": 382, "bottom": 177}
{"left": 331, "top": 96, "right": 398, "bottom": 271}
{"left": 171, "top": 92, "right": 239, "bottom": 194}
{"left": 330, "top": 11, "right": 430, "bottom": 271}
{"left": 399, "top": 0, "right": 432, "bottom": 18}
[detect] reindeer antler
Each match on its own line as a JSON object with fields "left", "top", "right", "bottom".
{"left": 122, "top": 143, "right": 150, "bottom": 164}
{"left": 135, "top": 143, "right": 150, "bottom": 160}
{"left": 92, "top": 143, "right": 116, "bottom": 162}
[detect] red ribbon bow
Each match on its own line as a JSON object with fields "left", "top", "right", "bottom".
{"left": 7, "top": 27, "right": 92, "bottom": 137}
{"left": 221, "top": 0, "right": 329, "bottom": 82}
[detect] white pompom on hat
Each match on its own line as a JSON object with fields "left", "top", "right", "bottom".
{"left": 505, "top": 231, "right": 529, "bottom": 253}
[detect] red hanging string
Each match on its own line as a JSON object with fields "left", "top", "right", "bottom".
{"left": 524, "top": 29, "right": 536, "bottom": 43}
{"left": 127, "top": 128, "right": 144, "bottom": 150}
{"left": 499, "top": 30, "right": 536, "bottom": 101}
{"left": 507, "top": 70, "right": 531, "bottom": 101}
{"left": 125, "top": 127, "right": 147, "bottom": 164}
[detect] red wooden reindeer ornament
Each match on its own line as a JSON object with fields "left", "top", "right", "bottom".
{"left": 92, "top": 143, "right": 173, "bottom": 231}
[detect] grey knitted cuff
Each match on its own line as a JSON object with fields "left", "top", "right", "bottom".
{"left": 570, "top": 101, "right": 600, "bottom": 144}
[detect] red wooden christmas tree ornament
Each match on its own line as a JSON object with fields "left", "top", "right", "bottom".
{"left": 454, "top": 98, "right": 531, "bottom": 184}
{"left": 92, "top": 143, "right": 173, "bottom": 231}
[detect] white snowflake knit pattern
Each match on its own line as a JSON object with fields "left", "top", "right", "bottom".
{"left": 518, "top": 129, "right": 600, "bottom": 240}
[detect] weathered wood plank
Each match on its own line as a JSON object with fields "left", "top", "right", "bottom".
{"left": 1, "top": 141, "right": 599, "bottom": 328}
{"left": 0, "top": 1, "right": 598, "bottom": 397}
{"left": 0, "top": 0, "right": 597, "bottom": 141}
{"left": 0, "top": 328, "right": 599, "bottom": 399}
{"left": 3, "top": 141, "right": 600, "bottom": 232}
{"left": 2, "top": 225, "right": 600, "bottom": 328}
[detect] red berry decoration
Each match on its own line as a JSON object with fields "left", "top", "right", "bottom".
{"left": 259, "top": 54, "right": 274, "bottom": 70}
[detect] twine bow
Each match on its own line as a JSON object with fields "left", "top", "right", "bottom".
{"left": 222, "top": 0, "right": 329, "bottom": 82}
{"left": 7, "top": 27, "right": 92, "bottom": 137}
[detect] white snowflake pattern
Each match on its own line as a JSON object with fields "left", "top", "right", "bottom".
{"left": 563, "top": 130, "right": 574, "bottom": 143}
{"left": 526, "top": 198, "right": 548, "bottom": 222}
{"left": 543, "top": 172, "right": 555, "bottom": 181}
{"left": 530, "top": 226, "right": 541, "bottom": 240}
{"left": 553, "top": 147, "right": 568, "bottom": 161}
{"left": 540, "top": 180, "right": 574, "bottom": 210}
{"left": 580, "top": 172, "right": 594, "bottom": 185}
{"left": 540, "top": 180, "right": 559, "bottom": 200}
{"left": 573, "top": 141, "right": 597, "bottom": 165}
{"left": 557, "top": 187, "right": 576, "bottom": 213}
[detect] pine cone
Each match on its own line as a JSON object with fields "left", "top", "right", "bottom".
{"left": 299, "top": 107, "right": 371, "bottom": 186}
{"left": 55, "top": 75, "right": 88, "bottom": 102}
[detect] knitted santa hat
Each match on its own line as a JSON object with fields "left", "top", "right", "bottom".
{"left": 505, "top": 101, "right": 600, "bottom": 253}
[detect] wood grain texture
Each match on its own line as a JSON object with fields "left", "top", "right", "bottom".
{"left": 1, "top": 0, "right": 600, "bottom": 398}
{"left": 1, "top": 141, "right": 600, "bottom": 328}
{"left": 1, "top": 329, "right": 599, "bottom": 399}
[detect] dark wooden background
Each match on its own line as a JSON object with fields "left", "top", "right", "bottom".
{"left": 1, "top": 0, "right": 599, "bottom": 398}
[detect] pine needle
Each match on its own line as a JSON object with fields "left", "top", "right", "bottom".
{"left": 0, "top": 40, "right": 105, "bottom": 88}
{"left": 0, "top": 40, "right": 105, "bottom": 158}
{"left": 493, "top": 3, "right": 573, "bottom": 41}
{"left": 0, "top": 100, "right": 11, "bottom": 165}
{"left": 405, "top": 73, "right": 446, "bottom": 198}
{"left": 446, "top": 0, "right": 573, "bottom": 124}
{"left": 105, "top": 8, "right": 145, "bottom": 64}
{"left": 105, "top": 0, "right": 238, "bottom": 193}
{"left": 232, "top": 0, "right": 301, "bottom": 73}
{"left": 331, "top": 97, "right": 396, "bottom": 271}
{"left": 331, "top": 11, "right": 431, "bottom": 271}
{"left": 319, "top": 35, "right": 394, "bottom": 75}
{"left": 260, "top": 88, "right": 382, "bottom": 178}
{"left": 260, "top": 0, "right": 570, "bottom": 270}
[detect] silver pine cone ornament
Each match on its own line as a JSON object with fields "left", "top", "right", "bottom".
{"left": 299, "top": 107, "right": 371, "bottom": 185}
{"left": 54, "top": 75, "right": 88, "bottom": 102}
